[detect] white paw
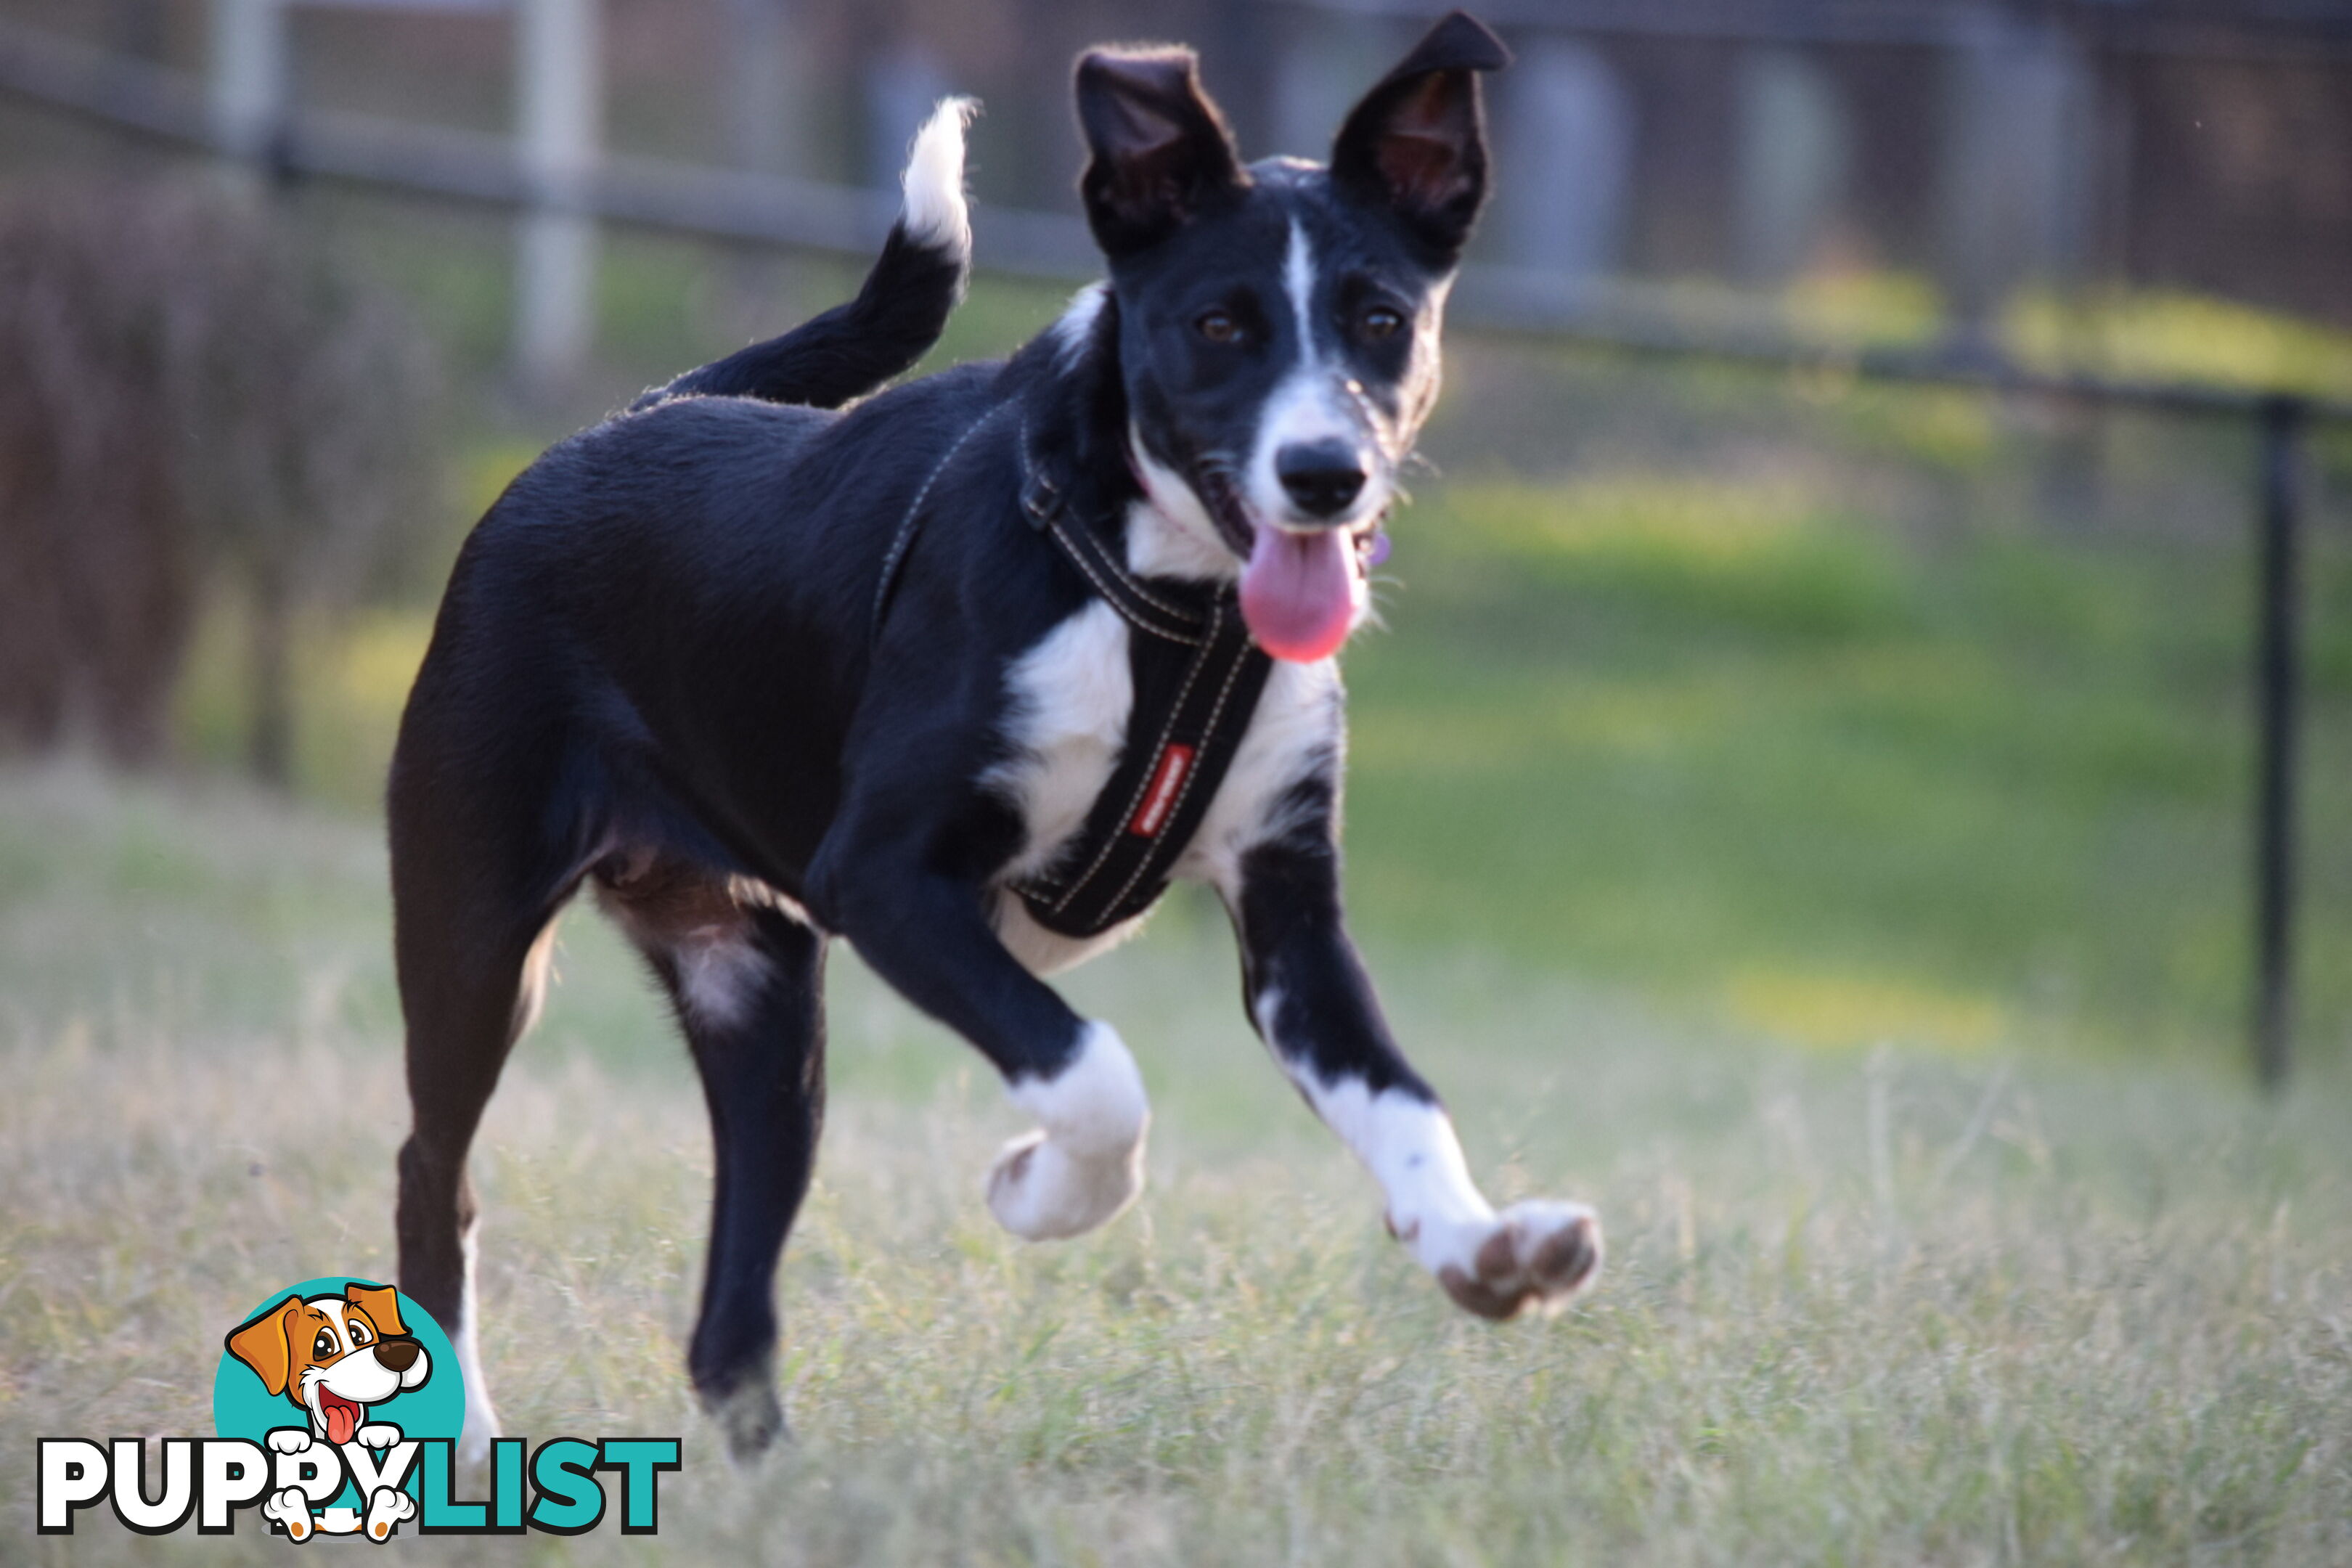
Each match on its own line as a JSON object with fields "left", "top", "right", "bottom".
{"left": 261, "top": 1486, "right": 315, "bottom": 1541}
{"left": 986, "top": 1128, "right": 1146, "bottom": 1240}
{"left": 1432, "top": 1199, "right": 1602, "bottom": 1320}
{"left": 266, "top": 1427, "right": 314, "bottom": 1455}
{"left": 363, "top": 1486, "right": 417, "bottom": 1542}
{"left": 986, "top": 1022, "right": 1149, "bottom": 1242}
{"left": 354, "top": 1423, "right": 401, "bottom": 1449}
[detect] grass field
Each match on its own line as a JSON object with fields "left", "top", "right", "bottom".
{"left": 8, "top": 81, "right": 2352, "bottom": 1562}
{"left": 4, "top": 763, "right": 2350, "bottom": 1564}
{"left": 15, "top": 215, "right": 2352, "bottom": 1558}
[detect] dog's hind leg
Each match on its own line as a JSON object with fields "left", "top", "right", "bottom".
{"left": 389, "top": 722, "right": 591, "bottom": 1469}
{"left": 393, "top": 903, "right": 560, "bottom": 1467}
{"left": 597, "top": 858, "right": 825, "bottom": 1463}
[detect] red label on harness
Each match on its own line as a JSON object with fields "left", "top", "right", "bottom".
{"left": 1127, "top": 744, "right": 1195, "bottom": 838}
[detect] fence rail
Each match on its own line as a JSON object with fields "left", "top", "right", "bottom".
{"left": 0, "top": 14, "right": 2338, "bottom": 1085}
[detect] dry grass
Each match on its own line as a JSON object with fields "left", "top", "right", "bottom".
{"left": 4, "top": 761, "right": 2350, "bottom": 1564}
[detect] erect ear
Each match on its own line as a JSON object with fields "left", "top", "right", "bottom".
{"left": 1329, "top": 11, "right": 1511, "bottom": 261}
{"left": 345, "top": 1282, "right": 408, "bottom": 1339}
{"left": 225, "top": 1296, "right": 305, "bottom": 1397}
{"left": 1075, "top": 46, "right": 1249, "bottom": 258}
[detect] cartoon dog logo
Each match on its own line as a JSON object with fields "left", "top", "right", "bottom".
{"left": 224, "top": 1283, "right": 429, "bottom": 1540}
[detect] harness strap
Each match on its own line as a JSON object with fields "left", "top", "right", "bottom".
{"left": 1012, "top": 593, "right": 1270, "bottom": 936}
{"left": 1002, "top": 411, "right": 1279, "bottom": 940}
{"left": 1004, "top": 417, "right": 1274, "bottom": 936}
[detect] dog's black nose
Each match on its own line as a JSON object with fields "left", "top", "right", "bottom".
{"left": 375, "top": 1339, "right": 421, "bottom": 1373}
{"left": 1276, "top": 441, "right": 1367, "bottom": 519}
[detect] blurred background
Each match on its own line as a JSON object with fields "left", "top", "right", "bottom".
{"left": 1, "top": 0, "right": 2348, "bottom": 1080}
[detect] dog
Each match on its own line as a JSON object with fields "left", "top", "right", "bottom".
{"left": 389, "top": 10, "right": 1599, "bottom": 1465}
{"left": 224, "top": 1283, "right": 429, "bottom": 1540}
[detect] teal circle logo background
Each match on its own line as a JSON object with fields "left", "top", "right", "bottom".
{"left": 213, "top": 1277, "right": 465, "bottom": 1507}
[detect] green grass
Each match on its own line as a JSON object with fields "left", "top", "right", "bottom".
{"left": 1341, "top": 474, "right": 2352, "bottom": 1062}
{"left": 3, "top": 764, "right": 2350, "bottom": 1564}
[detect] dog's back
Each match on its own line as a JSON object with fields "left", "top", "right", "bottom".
{"left": 401, "top": 359, "right": 1018, "bottom": 863}
{"left": 393, "top": 99, "right": 989, "bottom": 898}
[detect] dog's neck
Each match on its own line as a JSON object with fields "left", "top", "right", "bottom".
{"left": 1016, "top": 285, "right": 1241, "bottom": 588}
{"left": 1122, "top": 431, "right": 1244, "bottom": 583}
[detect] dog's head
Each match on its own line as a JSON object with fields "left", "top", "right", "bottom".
{"left": 1074, "top": 11, "right": 1508, "bottom": 661}
{"left": 224, "top": 1283, "right": 430, "bottom": 1445}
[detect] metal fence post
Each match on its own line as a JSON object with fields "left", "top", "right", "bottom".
{"left": 208, "top": 0, "right": 285, "bottom": 168}
{"left": 2253, "top": 396, "right": 2308, "bottom": 1092}
{"left": 514, "top": 0, "right": 602, "bottom": 393}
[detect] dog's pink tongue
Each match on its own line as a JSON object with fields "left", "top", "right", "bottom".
{"left": 324, "top": 1398, "right": 359, "bottom": 1446}
{"left": 1239, "top": 525, "right": 1355, "bottom": 663}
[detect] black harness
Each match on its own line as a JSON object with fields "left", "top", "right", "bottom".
{"left": 873, "top": 407, "right": 1274, "bottom": 939}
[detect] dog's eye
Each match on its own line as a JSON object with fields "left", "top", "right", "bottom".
{"left": 349, "top": 1323, "right": 370, "bottom": 1345}
{"left": 1360, "top": 306, "right": 1404, "bottom": 340}
{"left": 314, "top": 1330, "right": 336, "bottom": 1357}
{"left": 1195, "top": 310, "right": 1241, "bottom": 345}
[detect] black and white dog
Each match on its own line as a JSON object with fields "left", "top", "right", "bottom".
{"left": 391, "top": 10, "right": 1598, "bottom": 1463}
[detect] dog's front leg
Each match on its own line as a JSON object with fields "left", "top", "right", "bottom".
{"left": 1225, "top": 833, "right": 1601, "bottom": 1318}
{"left": 811, "top": 844, "right": 1148, "bottom": 1241}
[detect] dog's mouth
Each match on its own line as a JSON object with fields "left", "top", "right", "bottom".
{"left": 1192, "top": 466, "right": 1368, "bottom": 664}
{"left": 316, "top": 1386, "right": 364, "bottom": 1446}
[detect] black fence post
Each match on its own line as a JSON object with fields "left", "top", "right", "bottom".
{"left": 2252, "top": 396, "right": 2308, "bottom": 1093}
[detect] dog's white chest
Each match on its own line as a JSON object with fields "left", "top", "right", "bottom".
{"left": 992, "top": 600, "right": 1134, "bottom": 880}
{"left": 988, "top": 601, "right": 1136, "bottom": 973}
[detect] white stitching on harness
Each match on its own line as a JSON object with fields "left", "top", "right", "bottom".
{"left": 1019, "top": 417, "right": 1206, "bottom": 628}
{"left": 1044, "top": 521, "right": 1204, "bottom": 647}
{"left": 872, "top": 401, "right": 1013, "bottom": 634}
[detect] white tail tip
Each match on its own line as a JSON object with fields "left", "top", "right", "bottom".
{"left": 902, "top": 96, "right": 978, "bottom": 256}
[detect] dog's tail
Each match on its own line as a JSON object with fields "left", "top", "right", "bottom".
{"left": 634, "top": 97, "right": 976, "bottom": 412}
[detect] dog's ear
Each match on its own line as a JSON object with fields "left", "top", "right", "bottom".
{"left": 1075, "top": 46, "right": 1249, "bottom": 258}
{"left": 225, "top": 1295, "right": 305, "bottom": 1397}
{"left": 1329, "top": 11, "right": 1511, "bottom": 262}
{"left": 344, "top": 1282, "right": 408, "bottom": 1340}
